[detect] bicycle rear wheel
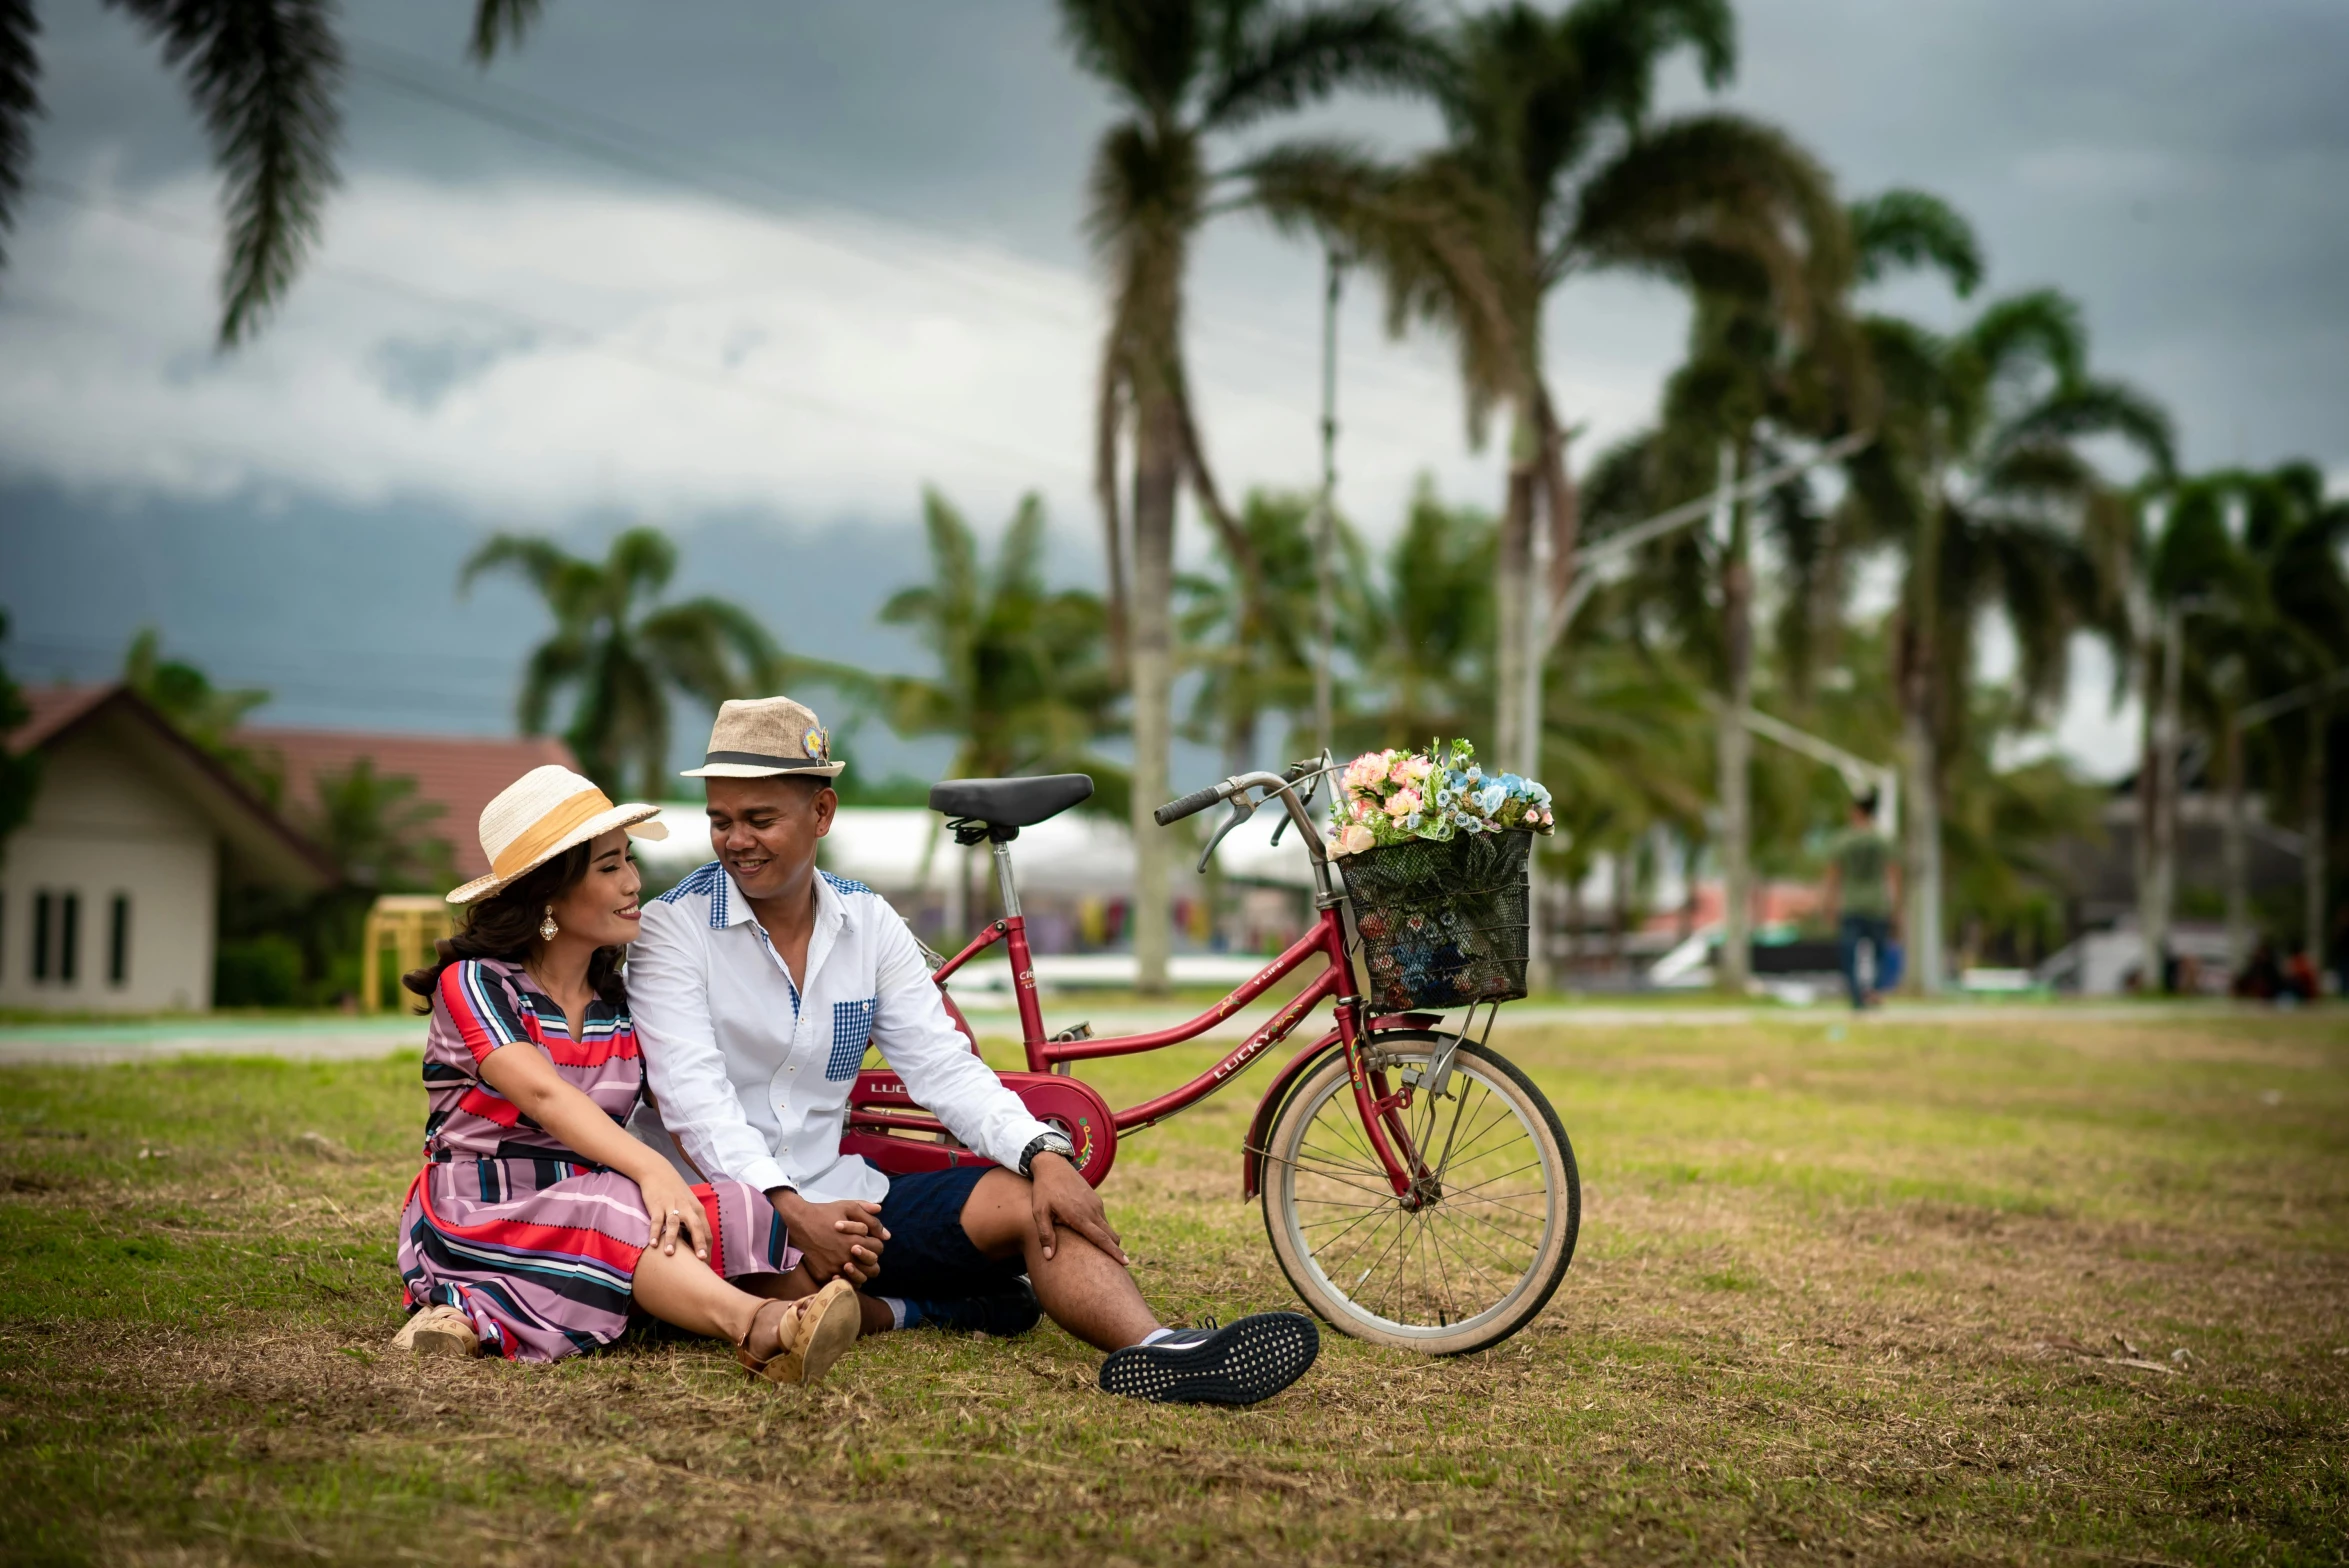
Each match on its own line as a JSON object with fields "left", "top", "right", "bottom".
{"left": 1260, "top": 1030, "right": 1577, "bottom": 1354}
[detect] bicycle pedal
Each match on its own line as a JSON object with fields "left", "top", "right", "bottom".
{"left": 1050, "top": 1021, "right": 1095, "bottom": 1043}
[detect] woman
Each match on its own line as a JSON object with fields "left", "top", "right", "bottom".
{"left": 393, "top": 764, "right": 861, "bottom": 1384}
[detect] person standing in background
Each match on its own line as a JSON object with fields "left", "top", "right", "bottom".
{"left": 1823, "top": 791, "right": 1900, "bottom": 1011}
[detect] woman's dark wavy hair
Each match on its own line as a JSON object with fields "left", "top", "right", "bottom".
{"left": 402, "top": 840, "right": 628, "bottom": 1003}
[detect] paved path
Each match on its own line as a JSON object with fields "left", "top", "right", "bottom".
{"left": 0, "top": 999, "right": 2292, "bottom": 1066}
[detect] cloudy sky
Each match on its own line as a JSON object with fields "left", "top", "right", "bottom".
{"left": 3, "top": 0, "right": 2344, "bottom": 780}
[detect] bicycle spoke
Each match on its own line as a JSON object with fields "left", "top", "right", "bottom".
{"left": 1435, "top": 1094, "right": 1526, "bottom": 1179}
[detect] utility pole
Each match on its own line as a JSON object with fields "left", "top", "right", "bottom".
{"left": 1712, "top": 441, "right": 1754, "bottom": 995}
{"left": 1311, "top": 249, "right": 1344, "bottom": 762}
{"left": 2142, "top": 594, "right": 2214, "bottom": 990}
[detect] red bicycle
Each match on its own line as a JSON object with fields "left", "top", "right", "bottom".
{"left": 842, "top": 759, "right": 1580, "bottom": 1355}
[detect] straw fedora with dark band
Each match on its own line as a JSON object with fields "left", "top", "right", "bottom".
{"left": 446, "top": 765, "right": 669, "bottom": 905}
{"left": 681, "top": 696, "right": 846, "bottom": 780}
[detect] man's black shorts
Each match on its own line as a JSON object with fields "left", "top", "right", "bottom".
{"left": 868, "top": 1166, "right": 1025, "bottom": 1301}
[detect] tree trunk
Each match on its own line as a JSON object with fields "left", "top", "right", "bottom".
{"left": 1493, "top": 418, "right": 1539, "bottom": 768}
{"left": 2306, "top": 702, "right": 2328, "bottom": 975}
{"left": 1678, "top": 837, "right": 1699, "bottom": 944}
{"left": 1127, "top": 389, "right": 1183, "bottom": 995}
{"left": 2143, "top": 606, "right": 2185, "bottom": 991}
{"left": 2222, "top": 709, "right": 2248, "bottom": 977}
{"left": 2131, "top": 630, "right": 2160, "bottom": 990}
{"left": 1901, "top": 705, "right": 1946, "bottom": 993}
{"left": 1715, "top": 447, "right": 1753, "bottom": 995}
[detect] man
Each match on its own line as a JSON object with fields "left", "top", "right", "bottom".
{"left": 626, "top": 696, "right": 1318, "bottom": 1405}
{"left": 1822, "top": 790, "right": 1900, "bottom": 1011}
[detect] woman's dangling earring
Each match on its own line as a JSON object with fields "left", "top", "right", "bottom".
{"left": 539, "top": 905, "right": 560, "bottom": 941}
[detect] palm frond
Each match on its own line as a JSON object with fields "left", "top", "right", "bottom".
{"left": 1202, "top": 0, "right": 1430, "bottom": 132}
{"left": 1057, "top": 0, "right": 1204, "bottom": 118}
{"left": 604, "top": 526, "right": 680, "bottom": 600}
{"left": 0, "top": 0, "right": 36, "bottom": 266}
{"left": 109, "top": 0, "right": 344, "bottom": 346}
{"left": 468, "top": 0, "right": 542, "bottom": 63}
{"left": 1565, "top": 112, "right": 1850, "bottom": 331}
{"left": 1849, "top": 187, "right": 1981, "bottom": 296}
{"left": 1961, "top": 288, "right": 2087, "bottom": 390}
{"left": 1997, "top": 377, "right": 2176, "bottom": 482}
{"left": 460, "top": 533, "right": 578, "bottom": 600}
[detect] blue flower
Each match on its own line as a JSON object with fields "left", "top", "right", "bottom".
{"left": 1475, "top": 782, "right": 1508, "bottom": 816}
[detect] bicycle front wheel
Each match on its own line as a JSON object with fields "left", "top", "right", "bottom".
{"left": 1260, "top": 1030, "right": 1577, "bottom": 1354}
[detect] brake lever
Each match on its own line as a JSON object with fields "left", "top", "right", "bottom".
{"left": 1197, "top": 795, "right": 1258, "bottom": 874}
{"left": 1267, "top": 758, "right": 1330, "bottom": 848}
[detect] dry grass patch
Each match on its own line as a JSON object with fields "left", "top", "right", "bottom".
{"left": 2, "top": 1010, "right": 2345, "bottom": 1565}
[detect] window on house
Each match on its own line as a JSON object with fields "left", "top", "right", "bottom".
{"left": 32, "top": 891, "right": 52, "bottom": 982}
{"left": 58, "top": 892, "right": 80, "bottom": 985}
{"left": 109, "top": 895, "right": 131, "bottom": 987}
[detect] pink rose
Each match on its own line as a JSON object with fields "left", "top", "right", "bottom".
{"left": 1385, "top": 787, "right": 1422, "bottom": 818}
{"left": 1333, "top": 823, "right": 1376, "bottom": 856}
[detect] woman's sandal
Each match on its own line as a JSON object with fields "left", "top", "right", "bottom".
{"left": 392, "top": 1304, "right": 481, "bottom": 1358}
{"left": 736, "top": 1278, "right": 860, "bottom": 1386}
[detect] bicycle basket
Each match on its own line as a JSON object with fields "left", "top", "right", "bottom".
{"left": 1339, "top": 829, "right": 1532, "bottom": 1011}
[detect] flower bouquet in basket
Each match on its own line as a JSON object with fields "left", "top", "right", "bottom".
{"left": 1326, "top": 740, "right": 1553, "bottom": 1011}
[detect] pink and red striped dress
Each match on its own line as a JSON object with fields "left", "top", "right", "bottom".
{"left": 396, "top": 957, "right": 798, "bottom": 1362}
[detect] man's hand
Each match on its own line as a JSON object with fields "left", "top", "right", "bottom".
{"left": 1029, "top": 1153, "right": 1126, "bottom": 1266}
{"left": 769, "top": 1188, "right": 889, "bottom": 1285}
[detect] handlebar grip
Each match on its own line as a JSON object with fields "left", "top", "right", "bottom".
{"left": 1153, "top": 785, "right": 1226, "bottom": 827}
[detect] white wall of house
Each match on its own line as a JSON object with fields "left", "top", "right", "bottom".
{"left": 0, "top": 724, "right": 219, "bottom": 1013}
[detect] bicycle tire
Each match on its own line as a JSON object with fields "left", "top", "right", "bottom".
{"left": 1260, "top": 1030, "right": 1577, "bottom": 1355}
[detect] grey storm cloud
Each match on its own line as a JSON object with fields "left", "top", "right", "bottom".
{"left": 17, "top": 0, "right": 2348, "bottom": 472}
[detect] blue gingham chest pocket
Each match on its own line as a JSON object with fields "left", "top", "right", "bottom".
{"left": 826, "top": 998, "right": 877, "bottom": 1081}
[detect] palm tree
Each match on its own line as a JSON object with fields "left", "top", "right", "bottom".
{"left": 121, "top": 627, "right": 278, "bottom": 796}
{"left": 878, "top": 488, "right": 1121, "bottom": 930}
{"left": 0, "top": 2, "right": 525, "bottom": 345}
{"left": 1059, "top": 0, "right": 1429, "bottom": 992}
{"left": 461, "top": 527, "right": 788, "bottom": 800}
{"left": 2157, "top": 465, "right": 2349, "bottom": 973}
{"left": 1177, "top": 489, "right": 1326, "bottom": 780}
{"left": 1253, "top": 0, "right": 1850, "bottom": 798}
{"left": 0, "top": 612, "right": 40, "bottom": 863}
{"left": 879, "top": 488, "right": 1122, "bottom": 790}
{"left": 1844, "top": 290, "right": 2175, "bottom": 990}
{"left": 1585, "top": 187, "right": 1974, "bottom": 988}
{"left": 1338, "top": 482, "right": 1495, "bottom": 754}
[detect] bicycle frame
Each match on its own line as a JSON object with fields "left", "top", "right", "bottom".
{"left": 852, "top": 768, "right": 1438, "bottom": 1200}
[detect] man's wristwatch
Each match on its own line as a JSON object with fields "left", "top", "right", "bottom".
{"left": 1017, "top": 1130, "right": 1076, "bottom": 1177}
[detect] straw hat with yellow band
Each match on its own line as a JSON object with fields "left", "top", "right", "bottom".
{"left": 445, "top": 765, "right": 669, "bottom": 906}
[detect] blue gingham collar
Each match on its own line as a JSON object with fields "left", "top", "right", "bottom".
{"left": 660, "top": 861, "right": 861, "bottom": 938}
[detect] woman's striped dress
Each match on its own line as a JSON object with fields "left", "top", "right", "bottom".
{"left": 396, "top": 957, "right": 798, "bottom": 1362}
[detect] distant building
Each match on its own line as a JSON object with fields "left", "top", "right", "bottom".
{"left": 1, "top": 686, "right": 330, "bottom": 1012}
{"left": 0, "top": 687, "right": 583, "bottom": 1014}
{"left": 244, "top": 725, "right": 577, "bottom": 881}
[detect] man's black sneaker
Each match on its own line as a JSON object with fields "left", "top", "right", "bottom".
{"left": 1098, "top": 1312, "right": 1320, "bottom": 1406}
{"left": 908, "top": 1282, "right": 1040, "bottom": 1338}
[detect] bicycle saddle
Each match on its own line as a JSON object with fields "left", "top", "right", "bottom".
{"left": 928, "top": 773, "right": 1094, "bottom": 830}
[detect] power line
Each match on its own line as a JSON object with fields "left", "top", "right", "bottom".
{"left": 19, "top": 177, "right": 1087, "bottom": 483}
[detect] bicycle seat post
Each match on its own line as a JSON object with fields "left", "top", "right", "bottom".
{"left": 991, "top": 838, "right": 1021, "bottom": 918}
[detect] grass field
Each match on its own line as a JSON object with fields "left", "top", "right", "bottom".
{"left": 2, "top": 1008, "right": 2344, "bottom": 1566}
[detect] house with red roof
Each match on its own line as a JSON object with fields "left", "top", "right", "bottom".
{"left": 2, "top": 686, "right": 331, "bottom": 1012}
{"left": 2, "top": 686, "right": 579, "bottom": 1013}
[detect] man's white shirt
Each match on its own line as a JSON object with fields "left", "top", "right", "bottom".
{"left": 625, "top": 862, "right": 1052, "bottom": 1204}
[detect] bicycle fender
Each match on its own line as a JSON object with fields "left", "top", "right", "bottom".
{"left": 1239, "top": 1013, "right": 1441, "bottom": 1200}
{"left": 844, "top": 1069, "right": 1117, "bottom": 1187}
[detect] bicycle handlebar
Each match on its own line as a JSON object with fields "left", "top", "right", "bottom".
{"left": 1152, "top": 784, "right": 1229, "bottom": 826}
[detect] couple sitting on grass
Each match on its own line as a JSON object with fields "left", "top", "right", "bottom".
{"left": 392, "top": 696, "right": 1317, "bottom": 1406}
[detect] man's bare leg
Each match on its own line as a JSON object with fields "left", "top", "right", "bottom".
{"left": 958, "top": 1168, "right": 1159, "bottom": 1351}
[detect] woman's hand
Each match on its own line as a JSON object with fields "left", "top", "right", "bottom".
{"left": 636, "top": 1165, "right": 710, "bottom": 1261}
